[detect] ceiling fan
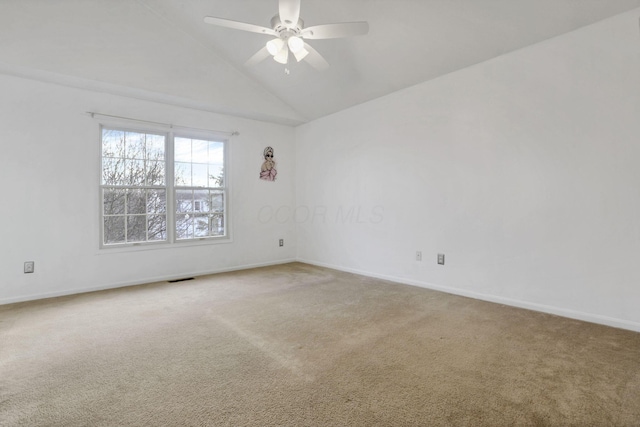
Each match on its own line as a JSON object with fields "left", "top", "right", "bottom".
{"left": 204, "top": 0, "right": 369, "bottom": 70}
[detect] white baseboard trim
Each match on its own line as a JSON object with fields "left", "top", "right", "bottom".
{"left": 6, "top": 256, "right": 639, "bottom": 334}
{"left": 297, "top": 258, "right": 640, "bottom": 333}
{"left": 0, "top": 258, "right": 297, "bottom": 306}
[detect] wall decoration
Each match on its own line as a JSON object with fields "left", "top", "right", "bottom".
{"left": 260, "top": 146, "right": 277, "bottom": 181}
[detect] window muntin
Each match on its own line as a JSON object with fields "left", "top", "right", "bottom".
{"left": 100, "top": 127, "right": 227, "bottom": 247}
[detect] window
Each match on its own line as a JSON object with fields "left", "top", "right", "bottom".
{"left": 174, "top": 136, "right": 225, "bottom": 240}
{"left": 100, "top": 126, "right": 228, "bottom": 247}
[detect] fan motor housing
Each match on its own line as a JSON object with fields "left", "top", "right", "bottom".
{"left": 271, "top": 15, "right": 304, "bottom": 38}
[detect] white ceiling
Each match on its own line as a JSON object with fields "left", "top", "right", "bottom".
{"left": 1, "top": 0, "right": 640, "bottom": 126}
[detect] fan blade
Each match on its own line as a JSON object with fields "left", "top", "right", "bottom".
{"left": 279, "top": 0, "right": 300, "bottom": 27}
{"left": 303, "top": 43, "right": 329, "bottom": 70}
{"left": 245, "top": 46, "right": 271, "bottom": 67}
{"left": 302, "top": 22, "right": 369, "bottom": 39}
{"left": 204, "top": 16, "right": 276, "bottom": 36}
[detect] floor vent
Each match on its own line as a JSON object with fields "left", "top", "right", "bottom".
{"left": 168, "top": 277, "right": 195, "bottom": 283}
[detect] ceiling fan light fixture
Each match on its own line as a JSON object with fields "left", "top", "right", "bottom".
{"left": 287, "top": 36, "right": 305, "bottom": 53}
{"left": 204, "top": 1, "right": 369, "bottom": 71}
{"left": 266, "top": 38, "right": 285, "bottom": 56}
{"left": 273, "top": 44, "right": 289, "bottom": 64}
{"left": 293, "top": 47, "right": 309, "bottom": 62}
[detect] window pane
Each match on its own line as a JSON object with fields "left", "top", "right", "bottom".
{"left": 175, "top": 162, "right": 192, "bottom": 186}
{"left": 174, "top": 137, "right": 191, "bottom": 162}
{"left": 127, "top": 215, "right": 147, "bottom": 242}
{"left": 102, "top": 157, "right": 125, "bottom": 185}
{"left": 192, "top": 139, "right": 209, "bottom": 163}
{"left": 127, "top": 189, "right": 146, "bottom": 215}
{"left": 208, "top": 141, "right": 224, "bottom": 164}
{"left": 146, "top": 134, "right": 165, "bottom": 160}
{"left": 104, "top": 189, "right": 126, "bottom": 215}
{"left": 148, "top": 215, "right": 167, "bottom": 241}
{"left": 193, "top": 190, "right": 209, "bottom": 212}
{"left": 104, "top": 216, "right": 125, "bottom": 244}
{"left": 125, "top": 132, "right": 145, "bottom": 159}
{"left": 102, "top": 129, "right": 124, "bottom": 157}
{"left": 210, "top": 191, "right": 224, "bottom": 213}
{"left": 211, "top": 213, "right": 225, "bottom": 236}
{"left": 193, "top": 214, "right": 209, "bottom": 237}
{"left": 125, "top": 159, "right": 146, "bottom": 186}
{"left": 176, "top": 189, "right": 193, "bottom": 213}
{"left": 176, "top": 214, "right": 194, "bottom": 239}
{"left": 209, "top": 165, "right": 224, "bottom": 187}
{"left": 192, "top": 163, "right": 208, "bottom": 187}
{"left": 147, "top": 190, "right": 166, "bottom": 214}
{"left": 146, "top": 160, "right": 165, "bottom": 186}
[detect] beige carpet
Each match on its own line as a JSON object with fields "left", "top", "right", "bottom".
{"left": 1, "top": 262, "right": 639, "bottom": 426}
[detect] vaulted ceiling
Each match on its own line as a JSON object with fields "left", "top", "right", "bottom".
{"left": 2, "top": 0, "right": 639, "bottom": 126}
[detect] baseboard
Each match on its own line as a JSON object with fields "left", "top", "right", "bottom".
{"left": 6, "top": 256, "right": 639, "bottom": 334}
{"left": 297, "top": 258, "right": 640, "bottom": 333}
{"left": 0, "top": 258, "right": 298, "bottom": 306}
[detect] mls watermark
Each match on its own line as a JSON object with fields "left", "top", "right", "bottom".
{"left": 258, "top": 205, "right": 385, "bottom": 225}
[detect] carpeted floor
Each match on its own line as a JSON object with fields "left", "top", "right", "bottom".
{"left": 1, "top": 262, "right": 639, "bottom": 426}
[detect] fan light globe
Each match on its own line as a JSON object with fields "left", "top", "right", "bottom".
{"left": 273, "top": 44, "right": 289, "bottom": 64}
{"left": 287, "top": 36, "right": 305, "bottom": 54}
{"left": 266, "top": 38, "right": 285, "bottom": 56}
{"left": 293, "top": 48, "right": 309, "bottom": 62}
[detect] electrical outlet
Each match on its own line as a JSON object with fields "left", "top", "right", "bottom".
{"left": 437, "top": 254, "right": 445, "bottom": 265}
{"left": 24, "top": 261, "right": 35, "bottom": 274}
{"left": 279, "top": 239, "right": 284, "bottom": 247}
{"left": 416, "top": 251, "right": 422, "bottom": 261}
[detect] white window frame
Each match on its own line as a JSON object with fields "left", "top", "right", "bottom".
{"left": 99, "top": 123, "right": 231, "bottom": 249}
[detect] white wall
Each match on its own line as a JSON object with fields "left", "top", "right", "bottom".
{"left": 295, "top": 9, "right": 640, "bottom": 331}
{"left": 0, "top": 74, "right": 296, "bottom": 304}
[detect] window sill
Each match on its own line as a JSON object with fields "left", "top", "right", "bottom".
{"left": 97, "top": 236, "right": 232, "bottom": 254}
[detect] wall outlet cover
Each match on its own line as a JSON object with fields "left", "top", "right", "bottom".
{"left": 24, "top": 261, "right": 35, "bottom": 273}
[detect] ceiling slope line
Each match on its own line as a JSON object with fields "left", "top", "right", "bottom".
{"left": 0, "top": 61, "right": 306, "bottom": 127}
